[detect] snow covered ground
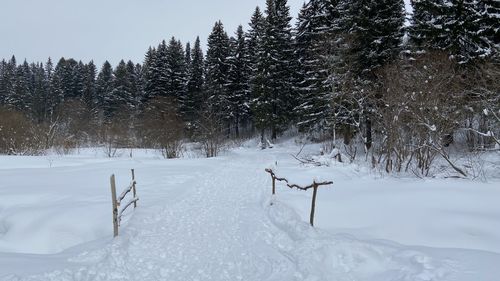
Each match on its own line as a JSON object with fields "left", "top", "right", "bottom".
{"left": 0, "top": 141, "right": 499, "bottom": 280}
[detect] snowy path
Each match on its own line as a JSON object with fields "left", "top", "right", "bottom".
{"left": 1, "top": 149, "right": 500, "bottom": 280}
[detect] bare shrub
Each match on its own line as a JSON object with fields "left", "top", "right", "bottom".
{"left": 49, "top": 99, "right": 98, "bottom": 153}
{"left": 0, "top": 107, "right": 44, "bottom": 155}
{"left": 139, "top": 97, "right": 184, "bottom": 159}
{"left": 195, "top": 107, "right": 226, "bottom": 158}
{"left": 376, "top": 52, "right": 466, "bottom": 176}
{"left": 459, "top": 60, "right": 500, "bottom": 150}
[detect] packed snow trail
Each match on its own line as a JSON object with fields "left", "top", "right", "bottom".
{"left": 1, "top": 148, "right": 499, "bottom": 280}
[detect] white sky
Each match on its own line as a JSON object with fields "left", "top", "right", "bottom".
{"left": 0, "top": 0, "right": 304, "bottom": 66}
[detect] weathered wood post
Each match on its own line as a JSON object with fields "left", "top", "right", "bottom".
{"left": 131, "top": 169, "right": 137, "bottom": 208}
{"left": 272, "top": 175, "right": 276, "bottom": 195}
{"left": 110, "top": 174, "right": 119, "bottom": 237}
{"left": 309, "top": 183, "right": 318, "bottom": 227}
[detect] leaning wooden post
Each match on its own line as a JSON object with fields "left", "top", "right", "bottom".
{"left": 131, "top": 169, "right": 137, "bottom": 208}
{"left": 309, "top": 183, "right": 318, "bottom": 227}
{"left": 110, "top": 174, "right": 119, "bottom": 237}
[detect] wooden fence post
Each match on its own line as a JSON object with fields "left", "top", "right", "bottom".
{"left": 272, "top": 176, "right": 276, "bottom": 195}
{"left": 309, "top": 183, "right": 318, "bottom": 227}
{"left": 110, "top": 174, "right": 119, "bottom": 237}
{"left": 131, "top": 169, "right": 137, "bottom": 208}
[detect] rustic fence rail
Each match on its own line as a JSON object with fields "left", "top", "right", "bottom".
{"left": 110, "top": 169, "right": 138, "bottom": 237}
{"left": 265, "top": 168, "right": 332, "bottom": 227}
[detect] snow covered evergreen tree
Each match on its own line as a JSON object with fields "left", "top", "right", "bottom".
{"left": 126, "top": 60, "right": 142, "bottom": 111}
{"left": 150, "top": 40, "right": 169, "bottom": 98}
{"left": 246, "top": 7, "right": 266, "bottom": 135}
{"left": 165, "top": 37, "right": 188, "bottom": 116}
{"left": 142, "top": 47, "right": 157, "bottom": 104}
{"left": 185, "top": 37, "right": 205, "bottom": 125}
{"left": 410, "top": 0, "right": 499, "bottom": 62}
{"left": 333, "top": 0, "right": 405, "bottom": 148}
{"left": 96, "top": 61, "right": 114, "bottom": 118}
{"left": 111, "top": 60, "right": 135, "bottom": 114}
{"left": 185, "top": 42, "right": 192, "bottom": 69}
{"left": 252, "top": 0, "right": 295, "bottom": 140}
{"left": 205, "top": 21, "right": 231, "bottom": 121}
{"left": 82, "top": 61, "right": 97, "bottom": 114}
{"left": 12, "top": 60, "right": 33, "bottom": 113}
{"left": 0, "top": 56, "right": 17, "bottom": 108}
{"left": 227, "top": 25, "right": 251, "bottom": 137}
{"left": 294, "top": 0, "right": 339, "bottom": 133}
{"left": 30, "top": 62, "right": 49, "bottom": 122}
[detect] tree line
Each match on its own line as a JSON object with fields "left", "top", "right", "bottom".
{"left": 0, "top": 0, "right": 499, "bottom": 174}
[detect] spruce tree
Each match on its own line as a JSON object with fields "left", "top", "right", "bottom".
{"left": 111, "top": 60, "right": 135, "bottom": 114}
{"left": 410, "top": 0, "right": 499, "bottom": 62}
{"left": 165, "top": 37, "right": 187, "bottom": 103}
{"left": 12, "top": 60, "right": 32, "bottom": 113}
{"left": 30, "top": 62, "right": 49, "bottom": 122}
{"left": 344, "top": 0, "right": 405, "bottom": 76}
{"left": 247, "top": 7, "right": 266, "bottom": 77}
{"left": 253, "top": 0, "right": 295, "bottom": 140}
{"left": 185, "top": 42, "right": 192, "bottom": 68}
{"left": 126, "top": 60, "right": 141, "bottom": 111}
{"left": 96, "top": 61, "right": 114, "bottom": 118}
{"left": 152, "top": 40, "right": 169, "bottom": 98}
{"left": 142, "top": 46, "right": 157, "bottom": 103}
{"left": 0, "top": 56, "right": 16, "bottom": 107}
{"left": 82, "top": 61, "right": 97, "bottom": 113}
{"left": 334, "top": 0, "right": 405, "bottom": 148}
{"left": 227, "top": 25, "right": 251, "bottom": 137}
{"left": 185, "top": 36, "right": 205, "bottom": 123}
{"left": 205, "top": 21, "right": 231, "bottom": 119}
{"left": 294, "top": 0, "right": 339, "bottom": 132}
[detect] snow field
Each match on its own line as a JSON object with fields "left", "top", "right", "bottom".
{"left": 0, "top": 143, "right": 499, "bottom": 280}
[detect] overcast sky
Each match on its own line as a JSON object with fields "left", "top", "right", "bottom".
{"left": 0, "top": 0, "right": 304, "bottom": 66}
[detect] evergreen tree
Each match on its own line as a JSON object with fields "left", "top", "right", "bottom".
{"left": 477, "top": 0, "right": 500, "bottom": 58}
{"left": 165, "top": 37, "right": 187, "bottom": 102}
{"left": 30, "top": 62, "right": 49, "bottom": 122}
{"left": 0, "top": 60, "right": 5, "bottom": 105}
{"left": 44, "top": 58, "right": 58, "bottom": 118}
{"left": 11, "top": 60, "right": 32, "bottom": 112}
{"left": 334, "top": 0, "right": 405, "bottom": 148}
{"left": 253, "top": 0, "right": 295, "bottom": 140}
{"left": 126, "top": 60, "right": 141, "bottom": 111}
{"left": 205, "top": 21, "right": 231, "bottom": 119}
{"left": 185, "top": 36, "right": 205, "bottom": 123}
{"left": 410, "top": 0, "right": 499, "bottom": 62}
{"left": 82, "top": 61, "right": 97, "bottom": 112}
{"left": 294, "top": 0, "right": 339, "bottom": 132}
{"left": 96, "top": 61, "right": 114, "bottom": 117}
{"left": 0, "top": 56, "right": 17, "bottom": 107}
{"left": 227, "top": 25, "right": 251, "bottom": 136}
{"left": 52, "top": 58, "right": 83, "bottom": 103}
{"left": 344, "top": 0, "right": 405, "bottom": 76}
{"left": 247, "top": 7, "right": 266, "bottom": 76}
{"left": 142, "top": 46, "right": 157, "bottom": 103}
{"left": 111, "top": 60, "right": 135, "bottom": 114}
{"left": 185, "top": 42, "right": 192, "bottom": 68}
{"left": 152, "top": 40, "right": 169, "bottom": 98}
{"left": 246, "top": 7, "right": 266, "bottom": 134}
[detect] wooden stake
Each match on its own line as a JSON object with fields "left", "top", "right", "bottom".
{"left": 110, "top": 174, "right": 119, "bottom": 237}
{"left": 131, "top": 169, "right": 137, "bottom": 208}
{"left": 272, "top": 176, "right": 276, "bottom": 195}
{"left": 309, "top": 183, "right": 318, "bottom": 227}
